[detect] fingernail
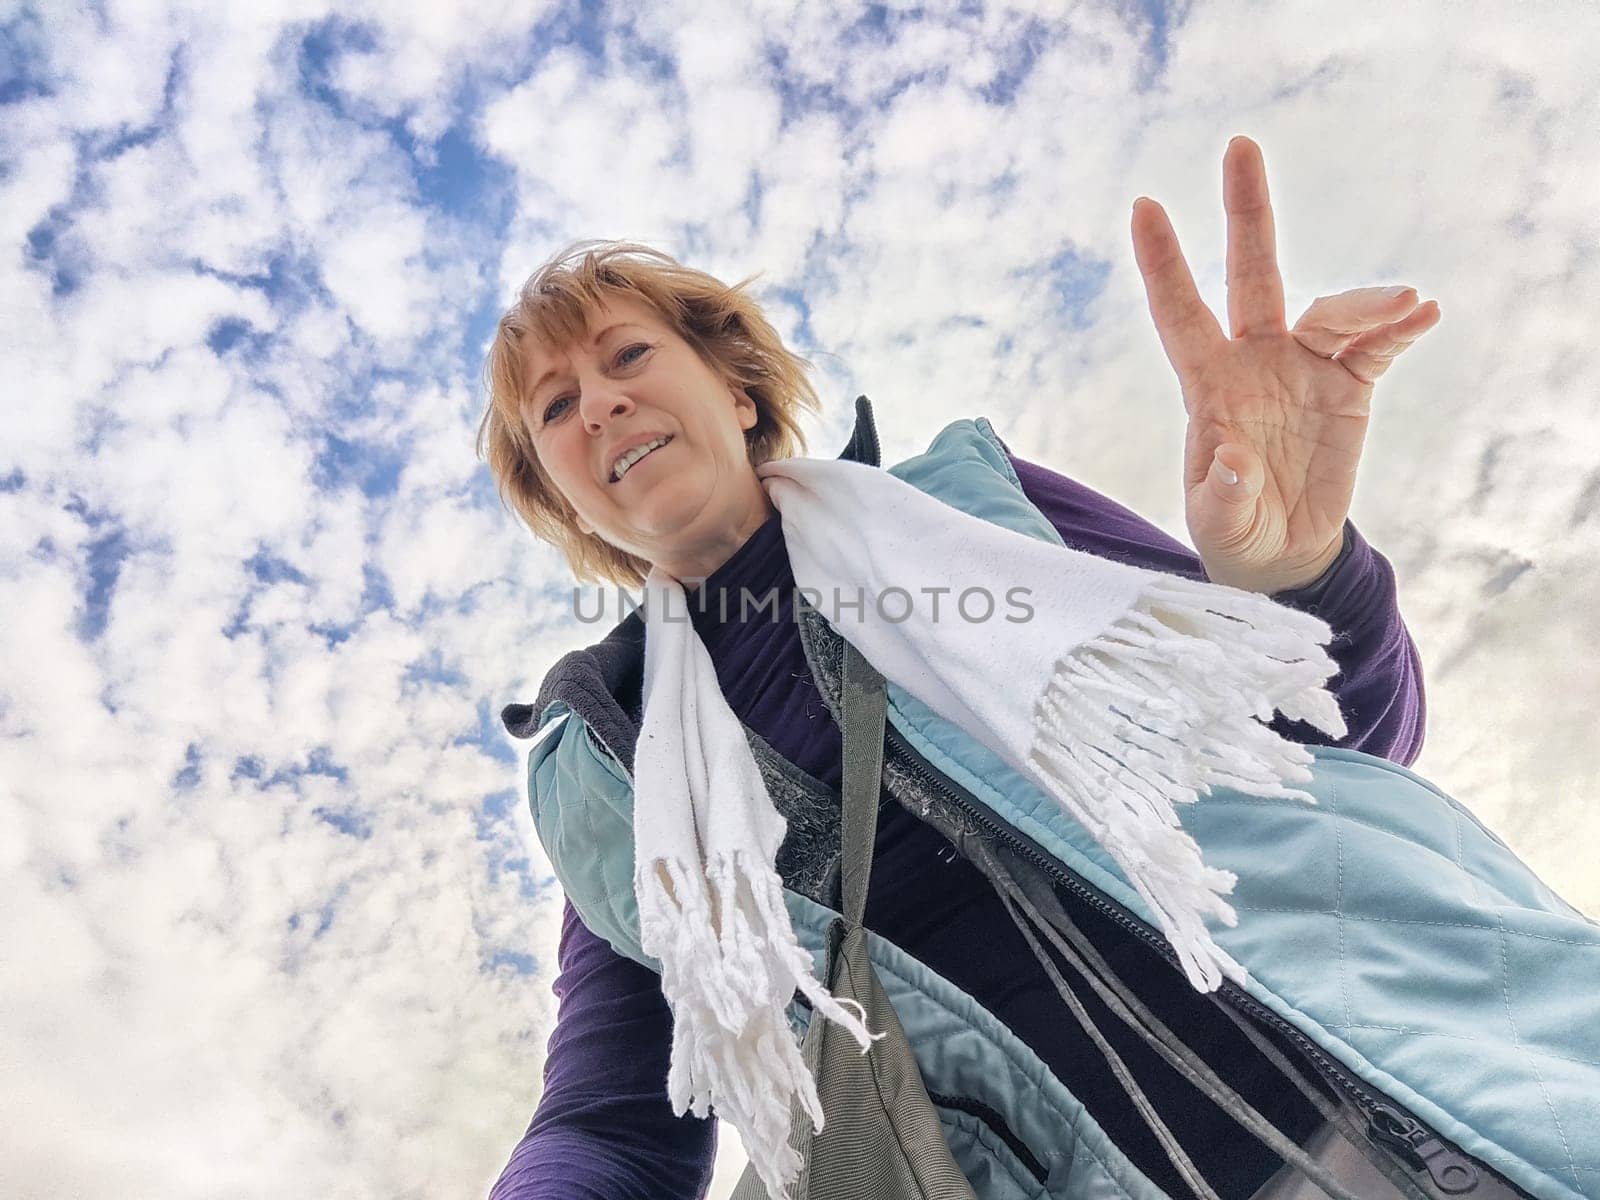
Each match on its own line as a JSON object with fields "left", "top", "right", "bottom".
{"left": 1382, "top": 286, "right": 1412, "bottom": 297}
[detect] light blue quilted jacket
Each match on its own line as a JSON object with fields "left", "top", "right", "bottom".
{"left": 521, "top": 414, "right": 1600, "bottom": 1200}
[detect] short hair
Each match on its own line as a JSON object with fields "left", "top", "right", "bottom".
{"left": 476, "top": 239, "right": 822, "bottom": 589}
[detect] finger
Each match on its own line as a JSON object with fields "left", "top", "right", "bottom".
{"left": 1289, "top": 286, "right": 1422, "bottom": 356}
{"left": 1195, "top": 442, "right": 1265, "bottom": 550}
{"left": 1132, "top": 196, "right": 1226, "bottom": 390}
{"left": 1334, "top": 300, "right": 1442, "bottom": 384}
{"left": 1223, "top": 136, "right": 1287, "bottom": 339}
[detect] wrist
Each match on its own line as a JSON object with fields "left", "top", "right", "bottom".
{"left": 1200, "top": 526, "right": 1350, "bottom": 596}
{"left": 1267, "top": 525, "right": 1350, "bottom": 597}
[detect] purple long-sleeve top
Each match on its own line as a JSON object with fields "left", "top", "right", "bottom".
{"left": 489, "top": 448, "right": 1427, "bottom": 1200}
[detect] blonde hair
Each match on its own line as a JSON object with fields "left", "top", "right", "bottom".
{"left": 476, "top": 239, "right": 823, "bottom": 589}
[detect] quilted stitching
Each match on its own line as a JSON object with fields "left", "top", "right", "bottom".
{"left": 879, "top": 687, "right": 1598, "bottom": 1199}
{"left": 1498, "top": 912, "right": 1581, "bottom": 1187}
{"left": 783, "top": 892, "right": 1162, "bottom": 1200}
{"left": 1333, "top": 774, "right": 1352, "bottom": 1030}
{"left": 1182, "top": 754, "right": 1600, "bottom": 1200}
{"left": 937, "top": 1109, "right": 1049, "bottom": 1199}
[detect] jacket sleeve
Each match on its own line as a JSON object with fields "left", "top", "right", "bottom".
{"left": 1004, "top": 448, "right": 1427, "bottom": 766}
{"left": 488, "top": 897, "right": 718, "bottom": 1200}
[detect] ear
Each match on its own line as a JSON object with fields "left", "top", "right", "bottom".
{"left": 576, "top": 513, "right": 595, "bottom": 536}
{"left": 732, "top": 385, "right": 759, "bottom": 431}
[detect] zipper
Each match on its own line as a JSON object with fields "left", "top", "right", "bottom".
{"left": 853, "top": 393, "right": 881, "bottom": 466}
{"left": 927, "top": 1091, "right": 1048, "bottom": 1186}
{"left": 1365, "top": 1106, "right": 1486, "bottom": 1196}
{"left": 879, "top": 722, "right": 1500, "bottom": 1200}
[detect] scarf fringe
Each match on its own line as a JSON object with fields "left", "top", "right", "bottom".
{"left": 1027, "top": 574, "right": 1348, "bottom": 993}
{"left": 637, "top": 849, "right": 883, "bottom": 1200}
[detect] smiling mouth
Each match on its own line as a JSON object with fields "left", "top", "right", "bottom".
{"left": 610, "top": 435, "right": 674, "bottom": 483}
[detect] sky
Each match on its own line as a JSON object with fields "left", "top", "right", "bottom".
{"left": 2, "top": 1, "right": 1598, "bottom": 1197}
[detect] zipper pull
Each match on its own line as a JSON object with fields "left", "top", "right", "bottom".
{"left": 1367, "top": 1104, "right": 1482, "bottom": 1194}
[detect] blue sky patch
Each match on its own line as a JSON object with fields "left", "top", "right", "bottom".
{"left": 172, "top": 742, "right": 203, "bottom": 791}
{"left": 0, "top": 11, "right": 54, "bottom": 107}
{"left": 487, "top": 948, "right": 537, "bottom": 975}
{"left": 311, "top": 804, "right": 372, "bottom": 839}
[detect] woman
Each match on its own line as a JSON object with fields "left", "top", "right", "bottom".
{"left": 479, "top": 142, "right": 1589, "bottom": 1200}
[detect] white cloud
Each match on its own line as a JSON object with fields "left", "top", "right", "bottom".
{"left": 322, "top": 0, "right": 558, "bottom": 143}
{"left": 5, "top": 2, "right": 1600, "bottom": 1198}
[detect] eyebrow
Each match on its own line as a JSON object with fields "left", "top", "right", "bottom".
{"left": 526, "top": 323, "right": 636, "bottom": 409}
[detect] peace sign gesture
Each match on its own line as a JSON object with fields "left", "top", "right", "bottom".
{"left": 1132, "top": 136, "right": 1442, "bottom": 595}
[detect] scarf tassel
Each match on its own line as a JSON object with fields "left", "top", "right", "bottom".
{"left": 638, "top": 849, "right": 883, "bottom": 1200}
{"left": 1025, "top": 574, "right": 1348, "bottom": 993}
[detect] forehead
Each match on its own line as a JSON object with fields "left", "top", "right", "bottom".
{"left": 523, "top": 292, "right": 667, "bottom": 369}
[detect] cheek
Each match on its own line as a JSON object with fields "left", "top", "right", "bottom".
{"left": 537, "top": 433, "right": 587, "bottom": 490}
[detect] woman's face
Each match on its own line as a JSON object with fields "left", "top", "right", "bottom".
{"left": 521, "top": 292, "right": 774, "bottom": 580}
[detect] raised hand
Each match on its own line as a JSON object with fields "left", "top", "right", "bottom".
{"left": 1131, "top": 135, "right": 1442, "bottom": 595}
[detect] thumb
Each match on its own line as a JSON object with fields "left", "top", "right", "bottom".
{"left": 1204, "top": 443, "right": 1262, "bottom": 533}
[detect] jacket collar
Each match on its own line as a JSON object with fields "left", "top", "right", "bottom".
{"left": 499, "top": 396, "right": 881, "bottom": 774}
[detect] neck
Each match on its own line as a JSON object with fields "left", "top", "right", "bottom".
{"left": 652, "top": 480, "right": 777, "bottom": 584}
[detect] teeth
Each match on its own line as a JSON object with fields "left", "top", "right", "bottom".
{"left": 612, "top": 436, "right": 669, "bottom": 481}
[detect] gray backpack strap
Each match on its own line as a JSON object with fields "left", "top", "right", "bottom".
{"left": 837, "top": 637, "right": 888, "bottom": 927}
{"left": 731, "top": 642, "right": 976, "bottom": 1200}
{"left": 965, "top": 828, "right": 1375, "bottom": 1200}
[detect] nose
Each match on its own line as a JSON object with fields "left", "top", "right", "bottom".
{"left": 579, "top": 382, "right": 634, "bottom": 434}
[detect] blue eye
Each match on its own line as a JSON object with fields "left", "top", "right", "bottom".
{"left": 541, "top": 344, "right": 649, "bottom": 423}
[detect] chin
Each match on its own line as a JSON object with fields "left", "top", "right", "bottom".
{"left": 618, "top": 485, "right": 715, "bottom": 540}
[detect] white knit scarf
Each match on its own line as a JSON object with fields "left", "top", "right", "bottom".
{"left": 632, "top": 454, "right": 1347, "bottom": 1200}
